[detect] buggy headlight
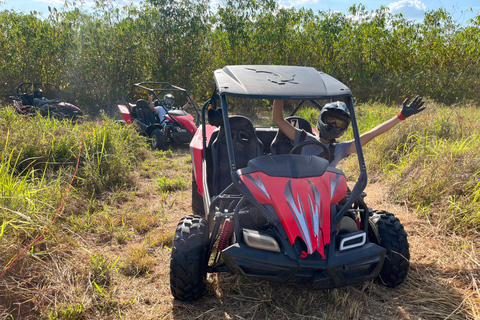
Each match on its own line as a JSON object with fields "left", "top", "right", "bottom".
{"left": 338, "top": 231, "right": 366, "bottom": 251}
{"left": 243, "top": 229, "right": 280, "bottom": 252}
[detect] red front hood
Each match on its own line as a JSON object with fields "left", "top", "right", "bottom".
{"left": 57, "top": 102, "right": 83, "bottom": 113}
{"left": 240, "top": 171, "right": 347, "bottom": 258}
{"left": 168, "top": 113, "right": 197, "bottom": 134}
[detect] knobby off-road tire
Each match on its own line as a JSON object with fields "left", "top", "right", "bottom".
{"left": 150, "top": 128, "right": 166, "bottom": 150}
{"left": 191, "top": 172, "right": 205, "bottom": 217}
{"left": 368, "top": 211, "right": 410, "bottom": 288}
{"left": 170, "top": 215, "right": 209, "bottom": 301}
{"left": 51, "top": 112, "right": 64, "bottom": 121}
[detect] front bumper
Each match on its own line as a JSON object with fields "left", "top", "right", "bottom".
{"left": 221, "top": 241, "right": 385, "bottom": 288}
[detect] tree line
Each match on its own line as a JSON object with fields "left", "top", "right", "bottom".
{"left": 0, "top": 0, "right": 479, "bottom": 116}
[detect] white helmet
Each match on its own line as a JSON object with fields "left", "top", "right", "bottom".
{"left": 163, "top": 93, "right": 175, "bottom": 106}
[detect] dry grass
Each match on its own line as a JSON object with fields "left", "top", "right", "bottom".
{"left": 1, "top": 146, "right": 479, "bottom": 319}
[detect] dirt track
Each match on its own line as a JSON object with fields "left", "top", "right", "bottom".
{"left": 2, "top": 150, "right": 478, "bottom": 319}
{"left": 104, "top": 169, "right": 480, "bottom": 320}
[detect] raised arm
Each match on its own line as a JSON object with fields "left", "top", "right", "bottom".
{"left": 181, "top": 95, "right": 194, "bottom": 111}
{"left": 272, "top": 100, "right": 296, "bottom": 141}
{"left": 347, "top": 96, "right": 425, "bottom": 155}
{"left": 148, "top": 95, "right": 156, "bottom": 113}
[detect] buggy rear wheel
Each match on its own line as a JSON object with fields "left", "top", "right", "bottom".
{"left": 170, "top": 215, "right": 209, "bottom": 301}
{"left": 368, "top": 211, "right": 410, "bottom": 288}
{"left": 150, "top": 128, "right": 166, "bottom": 150}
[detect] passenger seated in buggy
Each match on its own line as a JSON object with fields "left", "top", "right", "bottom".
{"left": 272, "top": 97, "right": 426, "bottom": 168}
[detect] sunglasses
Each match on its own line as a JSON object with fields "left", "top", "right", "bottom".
{"left": 325, "top": 116, "right": 348, "bottom": 129}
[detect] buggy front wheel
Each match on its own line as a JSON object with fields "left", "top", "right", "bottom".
{"left": 368, "top": 211, "right": 410, "bottom": 288}
{"left": 170, "top": 215, "right": 209, "bottom": 301}
{"left": 150, "top": 128, "right": 166, "bottom": 150}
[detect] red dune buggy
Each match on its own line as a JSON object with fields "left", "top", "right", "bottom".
{"left": 170, "top": 65, "right": 410, "bottom": 301}
{"left": 117, "top": 82, "right": 200, "bottom": 150}
{"left": 6, "top": 82, "right": 83, "bottom": 120}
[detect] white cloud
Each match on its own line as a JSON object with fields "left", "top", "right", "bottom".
{"left": 33, "top": 0, "right": 64, "bottom": 4}
{"left": 280, "top": 0, "right": 318, "bottom": 8}
{"left": 388, "top": 0, "right": 426, "bottom": 19}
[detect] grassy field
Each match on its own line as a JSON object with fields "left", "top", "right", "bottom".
{"left": 0, "top": 101, "right": 479, "bottom": 319}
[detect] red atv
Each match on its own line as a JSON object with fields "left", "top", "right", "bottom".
{"left": 170, "top": 65, "right": 410, "bottom": 301}
{"left": 117, "top": 82, "right": 200, "bottom": 150}
{"left": 6, "top": 82, "right": 83, "bottom": 120}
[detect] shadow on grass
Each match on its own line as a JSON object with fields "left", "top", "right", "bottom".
{"left": 171, "top": 261, "right": 474, "bottom": 320}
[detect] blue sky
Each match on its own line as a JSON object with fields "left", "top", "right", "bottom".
{"left": 1, "top": 0, "right": 478, "bottom": 25}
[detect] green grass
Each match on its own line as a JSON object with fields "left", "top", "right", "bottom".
{"left": 0, "top": 108, "right": 149, "bottom": 268}
{"left": 341, "top": 101, "right": 480, "bottom": 232}
{"left": 0, "top": 102, "right": 478, "bottom": 319}
{"left": 119, "top": 243, "right": 153, "bottom": 276}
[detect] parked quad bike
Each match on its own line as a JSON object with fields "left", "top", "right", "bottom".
{"left": 117, "top": 82, "right": 200, "bottom": 150}
{"left": 170, "top": 65, "right": 410, "bottom": 301}
{"left": 6, "top": 82, "right": 84, "bottom": 121}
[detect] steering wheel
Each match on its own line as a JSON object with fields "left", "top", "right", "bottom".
{"left": 289, "top": 140, "right": 331, "bottom": 161}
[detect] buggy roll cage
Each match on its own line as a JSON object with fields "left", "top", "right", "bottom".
{"left": 15, "top": 82, "right": 75, "bottom": 103}
{"left": 125, "top": 82, "right": 200, "bottom": 126}
{"left": 200, "top": 65, "right": 367, "bottom": 228}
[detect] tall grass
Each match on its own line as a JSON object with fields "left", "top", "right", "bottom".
{"left": 0, "top": 108, "right": 149, "bottom": 268}
{"left": 341, "top": 101, "right": 480, "bottom": 232}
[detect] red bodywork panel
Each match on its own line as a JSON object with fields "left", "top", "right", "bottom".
{"left": 168, "top": 113, "right": 197, "bottom": 135}
{"left": 190, "top": 124, "right": 216, "bottom": 195}
{"left": 118, "top": 104, "right": 196, "bottom": 135}
{"left": 118, "top": 105, "right": 133, "bottom": 124}
{"left": 13, "top": 100, "right": 82, "bottom": 115}
{"left": 13, "top": 100, "right": 27, "bottom": 114}
{"left": 59, "top": 102, "right": 83, "bottom": 113}
{"left": 240, "top": 171, "right": 348, "bottom": 258}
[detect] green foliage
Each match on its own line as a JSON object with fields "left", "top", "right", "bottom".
{"left": 77, "top": 117, "right": 149, "bottom": 195}
{"left": 296, "top": 107, "right": 321, "bottom": 126}
{"left": 0, "top": 2, "right": 479, "bottom": 116}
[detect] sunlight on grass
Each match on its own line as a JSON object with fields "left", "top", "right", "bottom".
{"left": 119, "top": 244, "right": 153, "bottom": 277}
{"left": 155, "top": 175, "right": 187, "bottom": 192}
{"left": 342, "top": 101, "right": 480, "bottom": 231}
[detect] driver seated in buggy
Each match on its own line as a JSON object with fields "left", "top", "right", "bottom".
{"left": 33, "top": 88, "right": 55, "bottom": 107}
{"left": 148, "top": 93, "right": 192, "bottom": 123}
{"left": 272, "top": 97, "right": 426, "bottom": 168}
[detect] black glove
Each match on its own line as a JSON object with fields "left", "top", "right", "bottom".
{"left": 398, "top": 96, "right": 425, "bottom": 120}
